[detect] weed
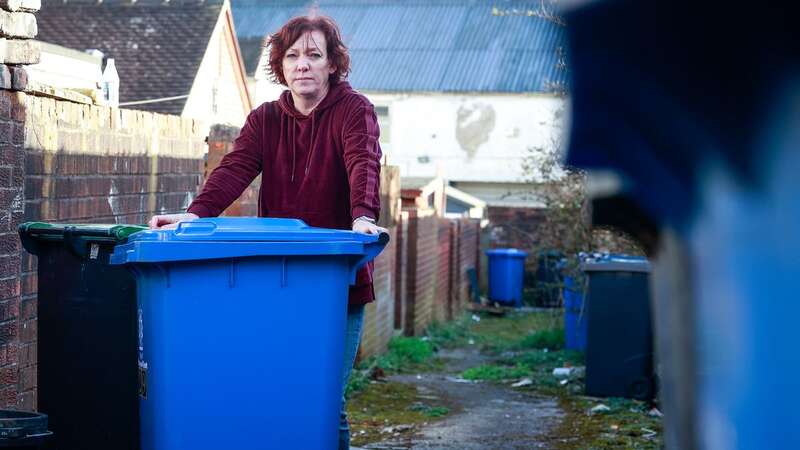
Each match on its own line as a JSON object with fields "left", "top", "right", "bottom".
{"left": 426, "top": 316, "right": 474, "bottom": 349}
{"left": 346, "top": 336, "right": 436, "bottom": 398}
{"left": 378, "top": 337, "right": 434, "bottom": 370}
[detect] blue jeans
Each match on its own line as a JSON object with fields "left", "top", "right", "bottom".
{"left": 339, "top": 304, "right": 365, "bottom": 450}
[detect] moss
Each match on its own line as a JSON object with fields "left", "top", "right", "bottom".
{"left": 347, "top": 382, "right": 450, "bottom": 446}
{"left": 551, "top": 396, "right": 663, "bottom": 449}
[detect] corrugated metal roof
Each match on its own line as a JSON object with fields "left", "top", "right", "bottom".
{"left": 231, "top": 0, "right": 568, "bottom": 93}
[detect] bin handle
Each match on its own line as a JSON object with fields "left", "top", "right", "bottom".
{"left": 349, "top": 232, "right": 390, "bottom": 283}
{"left": 63, "top": 226, "right": 90, "bottom": 259}
{"left": 175, "top": 220, "right": 217, "bottom": 236}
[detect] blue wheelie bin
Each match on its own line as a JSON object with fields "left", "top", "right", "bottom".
{"left": 486, "top": 248, "right": 528, "bottom": 306}
{"left": 110, "top": 218, "right": 388, "bottom": 450}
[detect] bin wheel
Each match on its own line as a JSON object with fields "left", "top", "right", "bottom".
{"left": 628, "top": 377, "right": 655, "bottom": 401}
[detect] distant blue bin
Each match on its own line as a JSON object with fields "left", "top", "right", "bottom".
{"left": 486, "top": 248, "right": 528, "bottom": 306}
{"left": 110, "top": 218, "right": 388, "bottom": 450}
{"left": 563, "top": 275, "right": 587, "bottom": 351}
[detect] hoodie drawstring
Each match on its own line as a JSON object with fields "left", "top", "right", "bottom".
{"left": 290, "top": 116, "right": 297, "bottom": 183}
{"left": 305, "top": 112, "right": 316, "bottom": 176}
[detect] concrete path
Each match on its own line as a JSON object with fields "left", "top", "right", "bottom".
{"left": 358, "top": 348, "right": 564, "bottom": 450}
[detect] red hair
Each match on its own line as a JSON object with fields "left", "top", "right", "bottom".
{"left": 265, "top": 15, "right": 350, "bottom": 86}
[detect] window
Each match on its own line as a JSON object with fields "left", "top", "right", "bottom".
{"left": 375, "top": 105, "right": 390, "bottom": 145}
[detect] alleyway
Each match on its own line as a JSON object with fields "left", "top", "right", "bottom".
{"left": 347, "top": 310, "right": 662, "bottom": 450}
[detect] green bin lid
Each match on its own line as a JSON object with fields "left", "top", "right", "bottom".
{"left": 18, "top": 222, "right": 146, "bottom": 242}
{"left": 18, "top": 222, "right": 147, "bottom": 259}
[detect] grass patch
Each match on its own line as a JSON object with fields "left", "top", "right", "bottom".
{"left": 408, "top": 403, "right": 450, "bottom": 418}
{"left": 518, "top": 328, "right": 565, "bottom": 350}
{"left": 425, "top": 310, "right": 564, "bottom": 353}
{"left": 426, "top": 315, "right": 474, "bottom": 349}
{"left": 503, "top": 349, "right": 584, "bottom": 370}
{"left": 346, "top": 336, "right": 437, "bottom": 398}
{"left": 471, "top": 311, "right": 562, "bottom": 353}
{"left": 379, "top": 337, "right": 434, "bottom": 370}
{"left": 462, "top": 364, "right": 532, "bottom": 381}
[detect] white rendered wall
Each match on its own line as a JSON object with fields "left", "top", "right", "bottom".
{"left": 183, "top": 12, "right": 248, "bottom": 128}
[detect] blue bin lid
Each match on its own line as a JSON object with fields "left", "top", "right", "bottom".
{"left": 582, "top": 254, "right": 651, "bottom": 273}
{"left": 485, "top": 248, "right": 528, "bottom": 258}
{"left": 110, "top": 217, "right": 387, "bottom": 265}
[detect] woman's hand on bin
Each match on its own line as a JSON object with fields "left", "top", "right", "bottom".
{"left": 148, "top": 213, "right": 200, "bottom": 229}
{"left": 352, "top": 216, "right": 387, "bottom": 235}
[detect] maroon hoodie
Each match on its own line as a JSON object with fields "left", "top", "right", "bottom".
{"left": 187, "top": 82, "right": 382, "bottom": 305}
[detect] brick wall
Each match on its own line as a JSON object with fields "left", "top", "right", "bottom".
{"left": 358, "top": 166, "right": 399, "bottom": 360}
{"left": 205, "top": 124, "right": 260, "bottom": 216}
{"left": 433, "top": 219, "right": 452, "bottom": 322}
{"left": 358, "top": 224, "right": 396, "bottom": 359}
{"left": 13, "top": 93, "right": 205, "bottom": 409}
{"left": 0, "top": 0, "right": 40, "bottom": 410}
{"left": 397, "top": 210, "right": 480, "bottom": 337}
{"left": 399, "top": 209, "right": 437, "bottom": 336}
{"left": 456, "top": 218, "right": 481, "bottom": 311}
{"left": 0, "top": 90, "right": 27, "bottom": 409}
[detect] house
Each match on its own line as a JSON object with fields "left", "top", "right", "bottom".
{"left": 37, "top": 0, "right": 251, "bottom": 127}
{"left": 401, "top": 176, "right": 487, "bottom": 222}
{"left": 26, "top": 41, "right": 104, "bottom": 104}
{"left": 231, "top": 0, "right": 568, "bottom": 211}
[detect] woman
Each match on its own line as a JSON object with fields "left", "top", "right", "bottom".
{"left": 148, "top": 14, "right": 385, "bottom": 450}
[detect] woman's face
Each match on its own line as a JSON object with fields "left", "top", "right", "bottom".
{"left": 282, "top": 30, "right": 336, "bottom": 100}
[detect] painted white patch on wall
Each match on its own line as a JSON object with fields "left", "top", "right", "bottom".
{"left": 108, "top": 179, "right": 121, "bottom": 223}
{"left": 10, "top": 192, "right": 22, "bottom": 211}
{"left": 363, "top": 92, "right": 569, "bottom": 184}
{"left": 182, "top": 192, "right": 194, "bottom": 210}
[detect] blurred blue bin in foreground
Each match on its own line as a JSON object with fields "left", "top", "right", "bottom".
{"left": 110, "top": 218, "right": 388, "bottom": 450}
{"left": 562, "top": 275, "right": 587, "bottom": 351}
{"left": 486, "top": 248, "right": 528, "bottom": 306}
{"left": 563, "top": 1, "right": 800, "bottom": 447}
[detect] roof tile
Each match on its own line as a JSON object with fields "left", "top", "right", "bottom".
{"left": 38, "top": 0, "right": 223, "bottom": 114}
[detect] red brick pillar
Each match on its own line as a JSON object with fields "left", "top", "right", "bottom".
{"left": 205, "top": 125, "right": 260, "bottom": 217}
{"left": 0, "top": 90, "right": 29, "bottom": 409}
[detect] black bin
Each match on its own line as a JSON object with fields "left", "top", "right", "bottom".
{"left": 584, "top": 254, "right": 655, "bottom": 400}
{"left": 18, "top": 223, "right": 145, "bottom": 450}
{"left": 0, "top": 410, "right": 51, "bottom": 449}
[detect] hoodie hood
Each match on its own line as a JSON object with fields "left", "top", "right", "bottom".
{"left": 277, "top": 81, "right": 354, "bottom": 118}
{"left": 277, "top": 81, "right": 355, "bottom": 182}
